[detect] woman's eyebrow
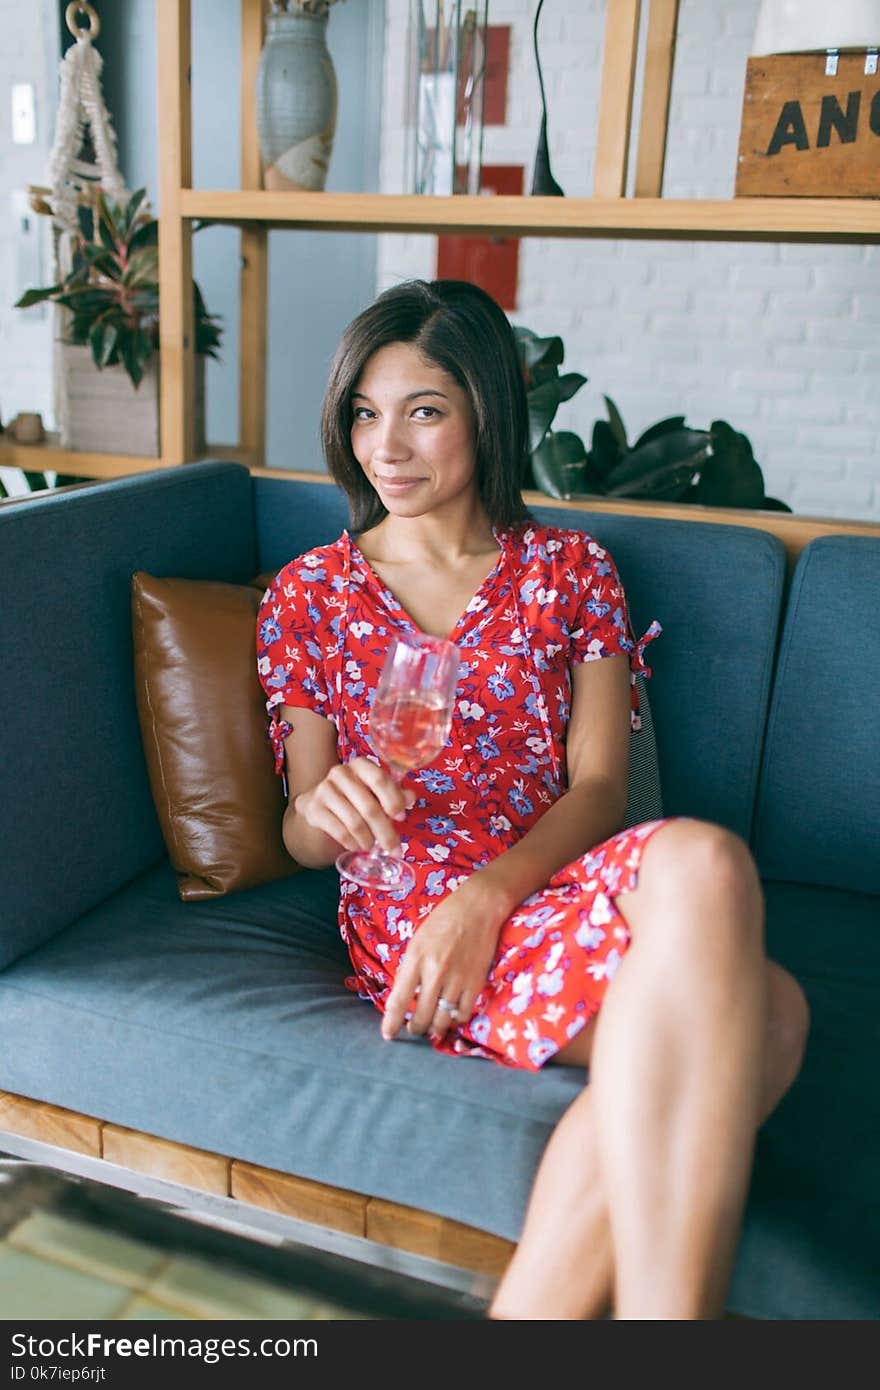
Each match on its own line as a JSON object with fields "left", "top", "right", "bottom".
{"left": 351, "top": 389, "right": 449, "bottom": 402}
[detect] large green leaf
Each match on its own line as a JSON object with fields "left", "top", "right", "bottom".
{"left": 123, "top": 188, "right": 148, "bottom": 236}
{"left": 129, "top": 287, "right": 160, "bottom": 314}
{"left": 693, "top": 420, "right": 765, "bottom": 508}
{"left": 589, "top": 418, "right": 623, "bottom": 479}
{"left": 516, "top": 330, "right": 564, "bottom": 372}
{"left": 633, "top": 415, "right": 686, "bottom": 450}
{"left": 89, "top": 322, "right": 107, "bottom": 368}
{"left": 558, "top": 372, "right": 588, "bottom": 402}
{"left": 527, "top": 379, "right": 561, "bottom": 452}
{"left": 194, "top": 282, "right": 223, "bottom": 357}
{"left": 530, "top": 430, "right": 589, "bottom": 500}
{"left": 96, "top": 192, "right": 122, "bottom": 253}
{"left": 129, "top": 219, "right": 159, "bottom": 252}
{"left": 529, "top": 361, "right": 561, "bottom": 388}
{"left": 57, "top": 287, "right": 118, "bottom": 312}
{"left": 603, "top": 428, "right": 709, "bottom": 499}
{"left": 761, "top": 496, "right": 793, "bottom": 512}
{"left": 119, "top": 331, "right": 149, "bottom": 388}
{"left": 90, "top": 320, "right": 119, "bottom": 368}
{"left": 14, "top": 284, "right": 62, "bottom": 309}
{"left": 79, "top": 243, "right": 122, "bottom": 277}
{"left": 123, "top": 247, "right": 159, "bottom": 285}
{"left": 603, "top": 395, "right": 628, "bottom": 450}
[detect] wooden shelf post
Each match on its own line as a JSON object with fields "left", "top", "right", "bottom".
{"left": 594, "top": 0, "right": 642, "bottom": 197}
{"left": 157, "top": 0, "right": 195, "bottom": 465}
{"left": 240, "top": 0, "right": 269, "bottom": 469}
{"left": 634, "top": 0, "right": 680, "bottom": 197}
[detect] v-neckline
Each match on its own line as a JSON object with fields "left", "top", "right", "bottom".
{"left": 344, "top": 527, "right": 507, "bottom": 645}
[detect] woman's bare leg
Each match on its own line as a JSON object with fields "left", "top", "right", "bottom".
{"left": 489, "top": 821, "right": 810, "bottom": 1320}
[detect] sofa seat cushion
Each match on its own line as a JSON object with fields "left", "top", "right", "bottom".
{"left": 0, "top": 860, "right": 585, "bottom": 1245}
{"left": 727, "top": 880, "right": 880, "bottom": 1320}
{"left": 0, "top": 866, "right": 876, "bottom": 1318}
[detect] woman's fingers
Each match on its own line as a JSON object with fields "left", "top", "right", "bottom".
{"left": 455, "top": 984, "right": 481, "bottom": 1029}
{"left": 382, "top": 958, "right": 421, "bottom": 1040}
{"left": 429, "top": 989, "right": 465, "bottom": 1040}
{"left": 350, "top": 758, "right": 416, "bottom": 820}
{"left": 310, "top": 762, "right": 411, "bottom": 852}
{"left": 314, "top": 779, "right": 385, "bottom": 851}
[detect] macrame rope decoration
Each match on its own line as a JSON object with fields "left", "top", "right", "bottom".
{"left": 30, "top": 3, "right": 129, "bottom": 239}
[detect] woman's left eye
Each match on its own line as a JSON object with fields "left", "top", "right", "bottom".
{"left": 413, "top": 406, "right": 439, "bottom": 419}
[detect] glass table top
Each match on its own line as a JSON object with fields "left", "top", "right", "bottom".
{"left": 0, "top": 1140, "right": 493, "bottom": 1322}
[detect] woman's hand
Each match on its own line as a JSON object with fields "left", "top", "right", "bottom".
{"left": 381, "top": 878, "right": 507, "bottom": 1044}
{"left": 295, "top": 757, "right": 415, "bottom": 855}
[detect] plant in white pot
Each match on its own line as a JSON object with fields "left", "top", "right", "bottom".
{"left": 15, "top": 187, "right": 222, "bottom": 457}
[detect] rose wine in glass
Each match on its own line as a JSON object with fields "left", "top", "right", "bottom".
{"left": 335, "top": 634, "right": 460, "bottom": 892}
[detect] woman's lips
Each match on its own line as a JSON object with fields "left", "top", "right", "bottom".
{"left": 375, "top": 476, "right": 425, "bottom": 493}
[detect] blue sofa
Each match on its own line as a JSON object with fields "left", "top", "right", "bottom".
{"left": 1, "top": 460, "right": 877, "bottom": 1320}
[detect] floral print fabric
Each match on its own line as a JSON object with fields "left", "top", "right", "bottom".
{"left": 256, "top": 522, "right": 675, "bottom": 1070}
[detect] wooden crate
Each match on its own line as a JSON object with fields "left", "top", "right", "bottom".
{"left": 736, "top": 52, "right": 880, "bottom": 197}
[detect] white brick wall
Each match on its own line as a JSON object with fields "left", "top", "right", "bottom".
{"left": 378, "top": 0, "right": 880, "bottom": 522}
{"left": 0, "top": 2, "right": 58, "bottom": 443}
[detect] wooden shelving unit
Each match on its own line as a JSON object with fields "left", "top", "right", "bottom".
{"left": 179, "top": 190, "right": 880, "bottom": 241}
{"left": 0, "top": 438, "right": 256, "bottom": 481}
{"left": 4, "top": 0, "right": 879, "bottom": 548}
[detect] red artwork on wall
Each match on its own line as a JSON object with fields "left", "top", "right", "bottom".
{"left": 435, "top": 164, "right": 524, "bottom": 310}
{"left": 483, "top": 26, "right": 511, "bottom": 125}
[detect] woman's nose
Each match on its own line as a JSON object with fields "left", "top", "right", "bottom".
{"left": 373, "top": 414, "right": 409, "bottom": 460}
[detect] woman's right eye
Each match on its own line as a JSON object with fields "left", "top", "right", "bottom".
{"left": 353, "top": 407, "right": 376, "bottom": 422}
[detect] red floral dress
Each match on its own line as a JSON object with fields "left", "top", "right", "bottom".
{"left": 256, "top": 523, "right": 676, "bottom": 1070}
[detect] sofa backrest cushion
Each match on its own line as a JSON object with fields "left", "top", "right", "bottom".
{"left": 0, "top": 461, "right": 256, "bottom": 969}
{"left": 753, "top": 535, "right": 880, "bottom": 895}
{"left": 252, "top": 478, "right": 788, "bottom": 840}
{"left": 131, "top": 571, "right": 300, "bottom": 900}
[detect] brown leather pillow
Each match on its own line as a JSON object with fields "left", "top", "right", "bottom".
{"left": 131, "top": 570, "right": 299, "bottom": 901}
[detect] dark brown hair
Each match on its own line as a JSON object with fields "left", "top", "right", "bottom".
{"left": 320, "top": 279, "right": 531, "bottom": 532}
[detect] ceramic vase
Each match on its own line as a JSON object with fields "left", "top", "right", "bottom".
{"left": 255, "top": 8, "right": 337, "bottom": 192}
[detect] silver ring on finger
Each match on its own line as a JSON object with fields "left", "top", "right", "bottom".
{"left": 437, "top": 996, "right": 460, "bottom": 1021}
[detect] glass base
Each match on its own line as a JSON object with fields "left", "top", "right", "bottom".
{"left": 335, "top": 847, "right": 416, "bottom": 893}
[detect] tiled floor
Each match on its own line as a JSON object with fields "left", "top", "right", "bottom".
{"left": 2, "top": 1209, "right": 373, "bottom": 1320}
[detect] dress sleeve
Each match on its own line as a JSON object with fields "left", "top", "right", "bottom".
{"left": 255, "top": 556, "right": 336, "bottom": 795}
{"left": 568, "top": 535, "right": 662, "bottom": 730}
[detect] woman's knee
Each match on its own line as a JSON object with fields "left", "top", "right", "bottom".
{"left": 625, "top": 818, "right": 764, "bottom": 943}
{"left": 764, "top": 961, "right": 811, "bottom": 1104}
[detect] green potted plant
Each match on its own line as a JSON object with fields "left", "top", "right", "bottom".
{"left": 513, "top": 324, "right": 791, "bottom": 512}
{"left": 15, "top": 187, "right": 222, "bottom": 457}
{"left": 513, "top": 325, "right": 590, "bottom": 496}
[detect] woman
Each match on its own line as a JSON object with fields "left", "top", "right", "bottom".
{"left": 256, "top": 278, "right": 810, "bottom": 1320}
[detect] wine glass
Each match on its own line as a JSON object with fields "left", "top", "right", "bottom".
{"left": 335, "top": 634, "right": 460, "bottom": 892}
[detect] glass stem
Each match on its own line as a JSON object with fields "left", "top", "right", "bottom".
{"left": 374, "top": 764, "right": 407, "bottom": 860}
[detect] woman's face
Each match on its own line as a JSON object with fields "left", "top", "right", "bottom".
{"left": 350, "top": 342, "right": 479, "bottom": 520}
